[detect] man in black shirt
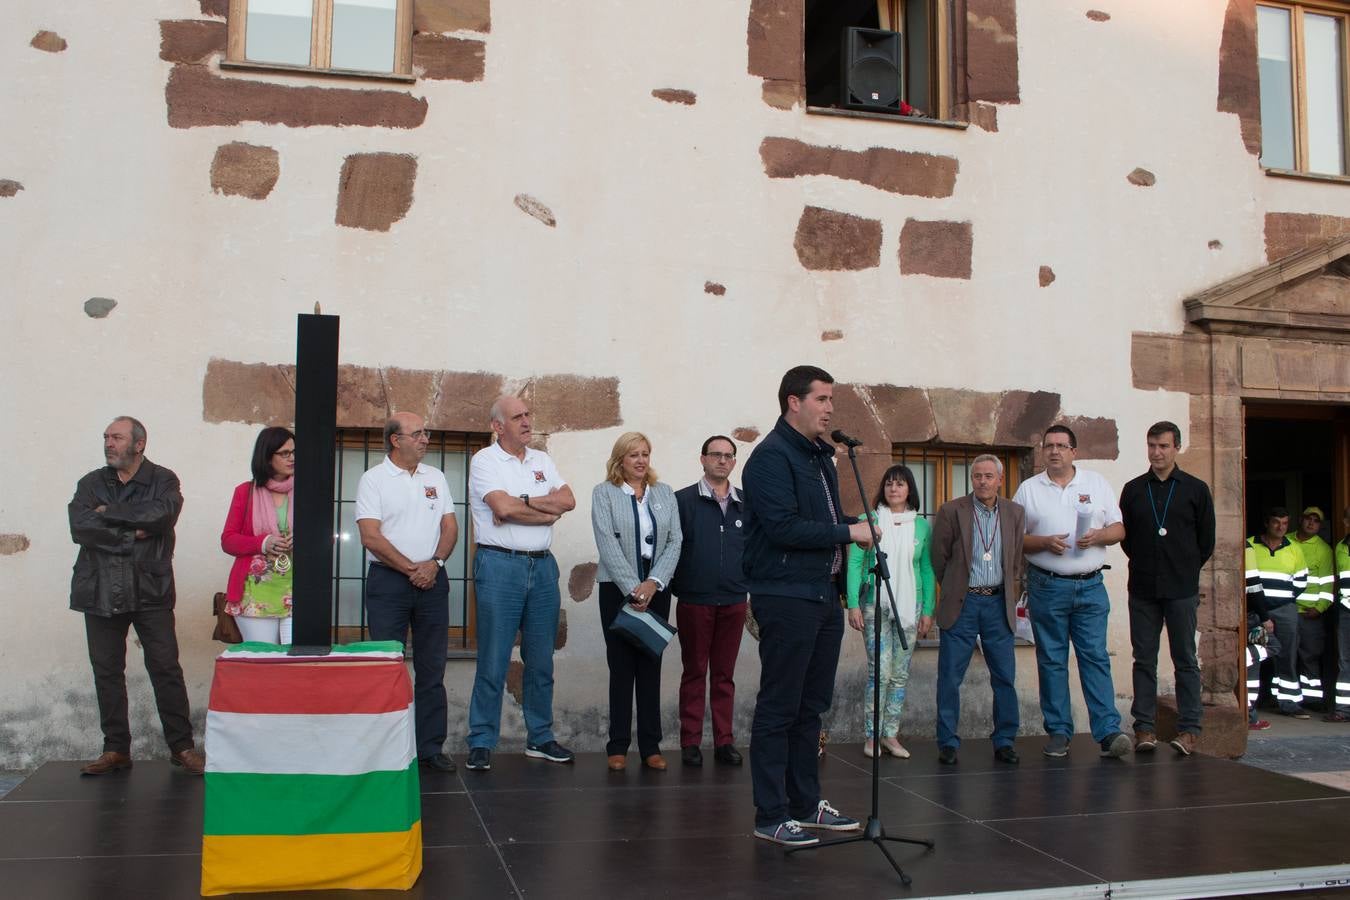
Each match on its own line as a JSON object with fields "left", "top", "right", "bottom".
{"left": 1118, "top": 421, "right": 1216, "bottom": 756}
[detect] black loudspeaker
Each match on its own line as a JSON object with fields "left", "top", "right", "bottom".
{"left": 841, "top": 27, "right": 903, "bottom": 111}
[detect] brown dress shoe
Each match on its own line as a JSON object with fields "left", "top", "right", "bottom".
{"left": 1134, "top": 730, "right": 1157, "bottom": 752}
{"left": 80, "top": 751, "right": 132, "bottom": 776}
{"left": 607, "top": 754, "right": 627, "bottom": 771}
{"left": 172, "top": 748, "right": 206, "bottom": 775}
{"left": 1169, "top": 732, "right": 1198, "bottom": 757}
{"left": 642, "top": 754, "right": 667, "bottom": 771}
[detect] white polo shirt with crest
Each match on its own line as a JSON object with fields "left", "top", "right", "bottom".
{"left": 469, "top": 443, "right": 567, "bottom": 552}
{"left": 355, "top": 455, "right": 454, "bottom": 564}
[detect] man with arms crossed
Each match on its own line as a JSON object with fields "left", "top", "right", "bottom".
{"left": 465, "top": 395, "right": 576, "bottom": 771}
{"left": 742, "top": 366, "right": 872, "bottom": 846}
{"left": 1118, "top": 421, "right": 1215, "bottom": 756}
{"left": 357, "top": 412, "right": 459, "bottom": 773}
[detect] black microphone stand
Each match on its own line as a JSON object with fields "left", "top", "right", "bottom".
{"left": 787, "top": 437, "right": 935, "bottom": 885}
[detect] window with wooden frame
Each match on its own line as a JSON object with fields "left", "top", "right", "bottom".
{"left": 225, "top": 0, "right": 414, "bottom": 79}
{"left": 1257, "top": 2, "right": 1349, "bottom": 176}
{"left": 804, "top": 0, "right": 951, "bottom": 120}
{"left": 332, "top": 428, "right": 491, "bottom": 652}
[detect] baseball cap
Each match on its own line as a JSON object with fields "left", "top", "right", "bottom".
{"left": 1302, "top": 506, "right": 1325, "bottom": 520}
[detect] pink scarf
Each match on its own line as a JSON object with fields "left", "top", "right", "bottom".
{"left": 251, "top": 477, "right": 294, "bottom": 540}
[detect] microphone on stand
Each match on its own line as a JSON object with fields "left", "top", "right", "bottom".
{"left": 830, "top": 429, "right": 863, "bottom": 448}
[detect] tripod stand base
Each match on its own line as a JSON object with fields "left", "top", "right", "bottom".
{"left": 786, "top": 817, "right": 935, "bottom": 885}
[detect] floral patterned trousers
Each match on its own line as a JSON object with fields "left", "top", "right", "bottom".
{"left": 860, "top": 597, "right": 917, "bottom": 739}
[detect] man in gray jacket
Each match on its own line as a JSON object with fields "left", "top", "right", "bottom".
{"left": 68, "top": 417, "right": 203, "bottom": 776}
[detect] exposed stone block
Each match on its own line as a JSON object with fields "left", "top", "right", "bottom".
{"left": 159, "top": 19, "right": 225, "bottom": 64}
{"left": 414, "top": 0, "right": 491, "bottom": 34}
{"left": 335, "top": 365, "right": 392, "bottom": 426}
{"left": 652, "top": 88, "right": 696, "bottom": 105}
{"left": 430, "top": 371, "right": 503, "bottom": 432}
{"left": 84, "top": 298, "right": 117, "bottom": 318}
{"left": 899, "top": 219, "right": 973, "bottom": 279}
{"left": 761, "top": 137, "right": 958, "bottom": 198}
{"left": 523, "top": 375, "right": 622, "bottom": 433}
{"left": 821, "top": 329, "right": 843, "bottom": 341}
{"left": 30, "top": 30, "right": 67, "bottom": 53}
{"left": 505, "top": 659, "right": 523, "bottom": 704}
{"left": 335, "top": 153, "right": 417, "bottom": 232}
{"left": 412, "top": 34, "right": 485, "bottom": 81}
{"left": 747, "top": 0, "right": 803, "bottom": 84}
{"left": 202, "top": 359, "right": 296, "bottom": 425}
{"left": 568, "top": 563, "right": 598, "bottom": 601}
{"left": 704, "top": 282, "right": 726, "bottom": 296}
{"left": 1130, "top": 332, "right": 1212, "bottom": 395}
{"left": 1264, "top": 212, "right": 1350, "bottom": 261}
{"left": 199, "top": 0, "right": 229, "bottom": 17}
{"left": 210, "top": 142, "right": 279, "bottom": 199}
{"left": 0, "top": 180, "right": 22, "bottom": 197}
{"left": 794, "top": 206, "right": 882, "bottom": 271}
{"left": 1127, "top": 167, "right": 1156, "bottom": 186}
{"left": 1038, "top": 265, "right": 1055, "bottom": 287}
{"left": 867, "top": 385, "right": 937, "bottom": 443}
{"left": 1086, "top": 10, "right": 1111, "bottom": 21}
{"left": 1155, "top": 695, "right": 1246, "bottom": 759}
{"left": 732, "top": 427, "right": 760, "bottom": 443}
{"left": 931, "top": 388, "right": 999, "bottom": 445}
{"left": 993, "top": 390, "right": 1060, "bottom": 446}
{"left": 1208, "top": 239, "right": 1223, "bottom": 250}
{"left": 165, "top": 65, "right": 428, "bottom": 129}
{"left": 830, "top": 384, "right": 888, "bottom": 451}
{"left": 966, "top": 0, "right": 1020, "bottom": 104}
{"left": 1217, "top": 0, "right": 1261, "bottom": 157}
{"left": 1062, "top": 415, "right": 1118, "bottom": 460}
{"left": 0, "top": 534, "right": 31, "bottom": 555}
{"left": 514, "top": 193, "right": 556, "bottom": 227}
{"left": 761, "top": 78, "right": 799, "bottom": 110}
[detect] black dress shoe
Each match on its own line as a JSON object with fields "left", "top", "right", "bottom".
{"left": 681, "top": 745, "right": 703, "bottom": 767}
{"left": 419, "top": 752, "right": 456, "bottom": 773}
{"left": 938, "top": 746, "right": 958, "bottom": 765}
{"left": 714, "top": 744, "right": 743, "bottom": 766}
{"left": 994, "top": 745, "right": 1020, "bottom": 765}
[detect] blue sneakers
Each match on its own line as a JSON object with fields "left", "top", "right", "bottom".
{"left": 525, "top": 740, "right": 575, "bottom": 763}
{"left": 796, "top": 800, "right": 862, "bottom": 832}
{"left": 754, "top": 819, "right": 820, "bottom": 846}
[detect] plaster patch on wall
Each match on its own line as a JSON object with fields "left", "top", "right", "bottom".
{"left": 210, "top": 142, "right": 279, "bottom": 199}
{"left": 0, "top": 180, "right": 23, "bottom": 198}
{"left": 966, "top": 0, "right": 1021, "bottom": 103}
{"left": 414, "top": 0, "right": 491, "bottom": 34}
{"left": 30, "top": 31, "right": 67, "bottom": 53}
{"left": 84, "top": 298, "right": 117, "bottom": 318}
{"left": 732, "top": 427, "right": 760, "bottom": 443}
{"left": 1127, "top": 167, "right": 1156, "bottom": 186}
{"left": 1038, "top": 265, "right": 1055, "bottom": 287}
{"left": 568, "top": 563, "right": 597, "bottom": 601}
{"left": 159, "top": 19, "right": 225, "bottom": 63}
{"left": 514, "top": 194, "right": 556, "bottom": 227}
{"left": 1217, "top": 0, "right": 1261, "bottom": 157}
{"left": 652, "top": 88, "right": 696, "bottom": 105}
{"left": 335, "top": 153, "right": 417, "bottom": 232}
{"left": 1265, "top": 212, "right": 1350, "bottom": 261}
{"left": 704, "top": 281, "right": 726, "bottom": 296}
{"left": 794, "top": 206, "right": 882, "bottom": 271}
{"left": 899, "top": 219, "right": 973, "bottom": 279}
{"left": 0, "top": 534, "right": 31, "bottom": 555}
{"left": 412, "top": 34, "right": 485, "bottom": 81}
{"left": 761, "top": 137, "right": 958, "bottom": 198}
{"left": 165, "top": 65, "right": 429, "bottom": 129}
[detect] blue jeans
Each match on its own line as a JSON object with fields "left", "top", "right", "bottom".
{"left": 467, "top": 550, "right": 561, "bottom": 750}
{"left": 1027, "top": 567, "right": 1121, "bottom": 741}
{"left": 935, "top": 592, "right": 1018, "bottom": 749}
{"left": 365, "top": 564, "right": 449, "bottom": 758}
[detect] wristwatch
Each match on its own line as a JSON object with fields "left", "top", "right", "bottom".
{"left": 520, "top": 493, "right": 531, "bottom": 507}
{"left": 433, "top": 557, "right": 444, "bottom": 569}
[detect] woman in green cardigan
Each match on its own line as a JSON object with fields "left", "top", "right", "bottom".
{"left": 845, "top": 464, "right": 935, "bottom": 759}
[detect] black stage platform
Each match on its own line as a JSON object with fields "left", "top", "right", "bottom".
{"left": 3, "top": 734, "right": 1349, "bottom": 899}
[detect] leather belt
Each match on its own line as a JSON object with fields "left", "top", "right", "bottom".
{"left": 477, "top": 544, "right": 550, "bottom": 559}
{"left": 1030, "top": 564, "right": 1101, "bottom": 581}
{"left": 968, "top": 586, "right": 1003, "bottom": 596}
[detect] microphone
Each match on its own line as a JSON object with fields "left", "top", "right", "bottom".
{"left": 830, "top": 429, "right": 863, "bottom": 448}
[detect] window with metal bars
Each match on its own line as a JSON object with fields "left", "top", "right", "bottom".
{"left": 332, "top": 428, "right": 490, "bottom": 652}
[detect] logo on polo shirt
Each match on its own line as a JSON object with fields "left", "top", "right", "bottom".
{"left": 533, "top": 470, "right": 546, "bottom": 483}
{"left": 1078, "top": 494, "right": 1091, "bottom": 504}
{"left": 425, "top": 486, "right": 439, "bottom": 500}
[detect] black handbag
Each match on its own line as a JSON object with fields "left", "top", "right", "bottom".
{"left": 609, "top": 605, "right": 676, "bottom": 659}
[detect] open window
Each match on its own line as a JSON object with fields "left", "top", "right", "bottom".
{"left": 1257, "top": 2, "right": 1349, "bottom": 176}
{"left": 225, "top": 0, "right": 414, "bottom": 79}
{"left": 805, "top": 0, "right": 949, "bottom": 119}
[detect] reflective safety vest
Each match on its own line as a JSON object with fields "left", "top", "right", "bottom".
{"left": 1291, "top": 534, "right": 1333, "bottom": 612}
{"left": 1338, "top": 539, "right": 1350, "bottom": 610}
{"left": 1244, "top": 536, "right": 1308, "bottom": 611}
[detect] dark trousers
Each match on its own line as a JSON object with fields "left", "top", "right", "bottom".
{"left": 749, "top": 593, "right": 843, "bottom": 827}
{"left": 598, "top": 582, "right": 670, "bottom": 757}
{"left": 1336, "top": 609, "right": 1350, "bottom": 715}
{"left": 1297, "top": 610, "right": 1327, "bottom": 706}
{"left": 1128, "top": 593, "right": 1202, "bottom": 734}
{"left": 1268, "top": 602, "right": 1302, "bottom": 709}
{"left": 84, "top": 609, "right": 194, "bottom": 754}
{"left": 676, "top": 600, "right": 747, "bottom": 748}
{"left": 366, "top": 563, "right": 449, "bottom": 758}
{"left": 935, "top": 591, "right": 1019, "bottom": 750}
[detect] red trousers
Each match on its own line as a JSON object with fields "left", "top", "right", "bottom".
{"left": 676, "top": 601, "right": 748, "bottom": 747}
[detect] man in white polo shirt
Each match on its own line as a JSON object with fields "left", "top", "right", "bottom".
{"left": 1013, "top": 424, "right": 1130, "bottom": 760}
{"left": 356, "top": 411, "right": 459, "bottom": 773}
{"left": 464, "top": 395, "right": 577, "bottom": 771}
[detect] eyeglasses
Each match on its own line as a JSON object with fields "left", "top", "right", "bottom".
{"left": 1042, "top": 443, "right": 1073, "bottom": 452}
{"left": 397, "top": 430, "right": 430, "bottom": 441}
{"left": 704, "top": 452, "right": 735, "bottom": 461}
{"left": 274, "top": 449, "right": 295, "bottom": 459}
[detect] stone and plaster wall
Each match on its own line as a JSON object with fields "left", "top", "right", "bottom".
{"left": 1, "top": 0, "right": 1348, "bottom": 766}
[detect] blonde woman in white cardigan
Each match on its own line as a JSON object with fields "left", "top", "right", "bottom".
{"left": 590, "top": 432, "right": 683, "bottom": 771}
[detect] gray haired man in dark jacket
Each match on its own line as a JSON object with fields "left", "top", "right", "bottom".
{"left": 68, "top": 417, "right": 203, "bottom": 776}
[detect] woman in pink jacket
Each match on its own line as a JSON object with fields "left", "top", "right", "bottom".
{"left": 221, "top": 427, "right": 295, "bottom": 643}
